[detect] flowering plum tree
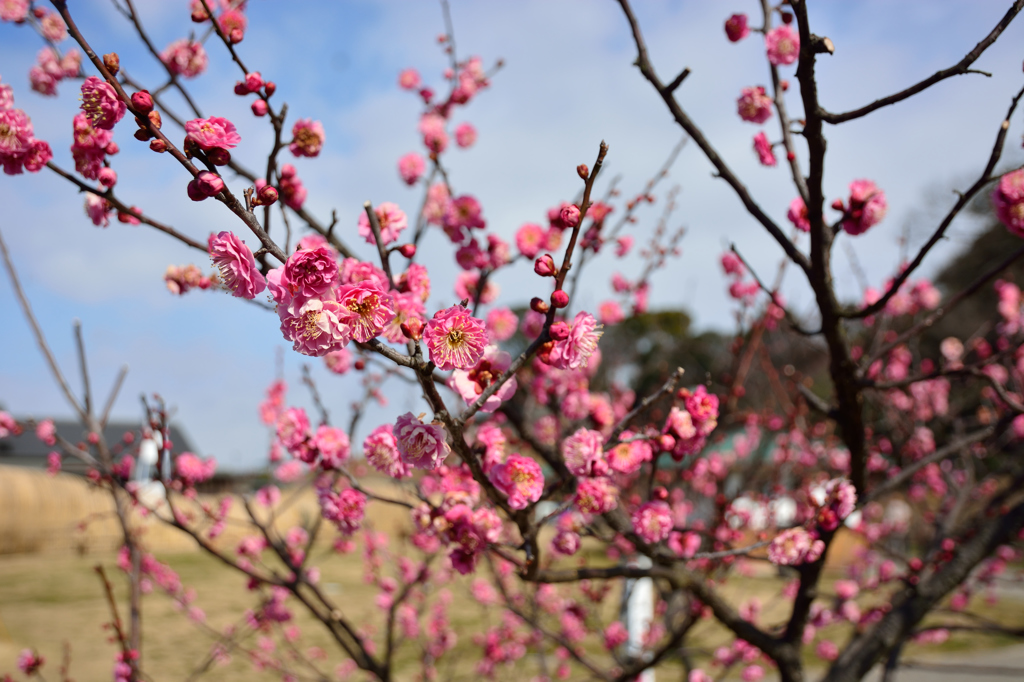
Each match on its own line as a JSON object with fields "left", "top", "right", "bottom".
{"left": 3, "top": 1, "right": 1024, "bottom": 682}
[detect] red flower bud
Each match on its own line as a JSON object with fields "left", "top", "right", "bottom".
{"left": 105, "top": 142, "right": 119, "bottom": 155}
{"left": 354, "top": 359, "right": 366, "bottom": 371}
{"left": 149, "top": 139, "right": 167, "bottom": 153}
{"left": 195, "top": 171, "right": 225, "bottom": 197}
{"left": 103, "top": 52, "right": 120, "bottom": 76}
{"left": 186, "top": 179, "right": 206, "bottom": 202}
{"left": 131, "top": 90, "right": 154, "bottom": 114}
{"left": 560, "top": 204, "right": 581, "bottom": 228}
{"left": 908, "top": 558, "right": 923, "bottom": 572}
{"left": 256, "top": 185, "right": 278, "bottom": 206}
{"left": 577, "top": 164, "right": 589, "bottom": 180}
{"left": 652, "top": 486, "right": 668, "bottom": 501}
{"left": 245, "top": 72, "right": 264, "bottom": 92}
{"left": 781, "top": 80, "right": 789, "bottom": 91}
{"left": 400, "top": 318, "right": 424, "bottom": 340}
{"left": 530, "top": 297, "right": 549, "bottom": 314}
{"left": 398, "top": 243, "right": 416, "bottom": 258}
{"left": 550, "top": 289, "right": 569, "bottom": 308}
{"left": 549, "top": 320, "right": 570, "bottom": 340}
{"left": 659, "top": 434, "right": 675, "bottom": 452}
{"left": 533, "top": 254, "right": 556, "bottom": 277}
{"left": 207, "top": 147, "right": 231, "bottom": 166}
{"left": 234, "top": 81, "right": 250, "bottom": 96}
{"left": 831, "top": 198, "right": 845, "bottom": 211}
{"left": 228, "top": 27, "right": 244, "bottom": 44}
{"left": 98, "top": 167, "right": 117, "bottom": 189}
{"left": 147, "top": 110, "right": 162, "bottom": 129}
{"left": 264, "top": 81, "right": 276, "bottom": 97}
{"left": 786, "top": 151, "right": 796, "bottom": 161}
{"left": 251, "top": 99, "right": 268, "bottom": 117}
{"left": 133, "top": 128, "right": 153, "bottom": 142}
{"left": 32, "top": 7, "right": 45, "bottom": 18}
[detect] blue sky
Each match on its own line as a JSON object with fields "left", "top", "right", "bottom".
{"left": 2, "top": 1, "right": 1023, "bottom": 470}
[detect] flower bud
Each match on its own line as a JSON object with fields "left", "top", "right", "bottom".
{"left": 354, "top": 359, "right": 366, "bottom": 371}
{"left": 659, "top": 434, "right": 675, "bottom": 452}
{"left": 550, "top": 289, "right": 569, "bottom": 309}
{"left": 234, "top": 81, "right": 250, "bottom": 96}
{"left": 530, "top": 297, "right": 549, "bottom": 314}
{"left": 186, "top": 178, "right": 206, "bottom": 202}
{"left": 577, "top": 164, "right": 589, "bottom": 180}
{"left": 105, "top": 142, "right": 119, "bottom": 156}
{"left": 534, "top": 254, "right": 556, "bottom": 277}
{"left": 400, "top": 318, "right": 423, "bottom": 340}
{"left": 117, "top": 208, "right": 141, "bottom": 224}
{"left": 147, "top": 110, "right": 162, "bottom": 129}
{"left": 549, "top": 320, "right": 570, "bottom": 340}
{"left": 264, "top": 81, "right": 276, "bottom": 97}
{"left": 133, "top": 128, "right": 153, "bottom": 142}
{"left": 780, "top": 79, "right": 789, "bottom": 91}
{"left": 831, "top": 199, "right": 845, "bottom": 211}
{"left": 398, "top": 243, "right": 416, "bottom": 258}
{"left": 191, "top": 4, "right": 210, "bottom": 22}
{"left": 653, "top": 486, "right": 668, "bottom": 500}
{"left": 149, "top": 139, "right": 167, "bottom": 153}
{"left": 195, "top": 171, "right": 225, "bottom": 197}
{"left": 103, "top": 52, "right": 120, "bottom": 76}
{"left": 780, "top": 11, "right": 793, "bottom": 24}
{"left": 560, "top": 204, "right": 581, "bottom": 228}
{"left": 131, "top": 90, "right": 154, "bottom": 114}
{"left": 98, "top": 167, "right": 117, "bottom": 189}
{"left": 245, "top": 71, "right": 264, "bottom": 92}
{"left": 207, "top": 147, "right": 231, "bottom": 166}
{"left": 256, "top": 184, "right": 278, "bottom": 206}
{"left": 251, "top": 99, "right": 268, "bottom": 117}
{"left": 33, "top": 7, "right": 45, "bottom": 18}
{"left": 419, "top": 87, "right": 434, "bottom": 104}
{"left": 786, "top": 151, "right": 796, "bottom": 161}
{"left": 229, "top": 27, "right": 244, "bottom": 44}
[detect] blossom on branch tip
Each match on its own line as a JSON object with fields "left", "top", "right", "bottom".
{"left": 161, "top": 39, "right": 208, "bottom": 78}
{"left": 208, "top": 231, "right": 266, "bottom": 299}
{"left": 725, "top": 14, "right": 749, "bottom": 42}
{"left": 424, "top": 304, "right": 487, "bottom": 371}
{"left": 176, "top": 452, "right": 216, "bottom": 486}
{"left": 787, "top": 196, "right": 811, "bottom": 232}
{"left": 842, "top": 179, "right": 887, "bottom": 235}
{"left": 753, "top": 131, "right": 776, "bottom": 166}
{"left": 283, "top": 244, "right": 340, "bottom": 298}
{"left": 398, "top": 68, "right": 421, "bottom": 90}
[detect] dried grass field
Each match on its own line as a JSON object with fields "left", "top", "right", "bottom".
{"left": 0, "top": 465, "right": 1021, "bottom": 681}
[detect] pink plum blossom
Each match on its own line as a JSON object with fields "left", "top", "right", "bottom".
{"left": 364, "top": 423, "right": 410, "bottom": 479}
{"left": 454, "top": 122, "right": 477, "bottom": 148}
{"left": 398, "top": 152, "right": 426, "bottom": 185}
{"left": 562, "top": 428, "right": 606, "bottom": 477}
{"left": 337, "top": 282, "right": 396, "bottom": 343}
{"left": 549, "top": 312, "right": 602, "bottom": 370}
{"left": 485, "top": 307, "right": 517, "bottom": 342}
{"left": 842, "top": 179, "right": 888, "bottom": 236}
{"left": 395, "top": 412, "right": 450, "bottom": 470}
{"left": 358, "top": 202, "right": 408, "bottom": 245}
{"left": 489, "top": 453, "right": 543, "bottom": 509}
{"left": 314, "top": 425, "right": 350, "bottom": 469}
{"left": 632, "top": 501, "right": 673, "bottom": 544}
{"left": 574, "top": 477, "right": 618, "bottom": 514}
{"left": 176, "top": 453, "right": 216, "bottom": 486}
{"left": 424, "top": 304, "right": 488, "bottom": 371}
{"left": 765, "top": 25, "right": 800, "bottom": 66}
{"left": 161, "top": 39, "right": 208, "bottom": 78}
{"left": 725, "top": 14, "right": 749, "bottom": 42}
{"left": 768, "top": 527, "right": 825, "bottom": 566}
{"left": 208, "top": 231, "right": 266, "bottom": 299}
{"left": 79, "top": 76, "right": 125, "bottom": 130}
{"left": 737, "top": 86, "right": 772, "bottom": 124}
{"left": 993, "top": 169, "right": 1024, "bottom": 237}
{"left": 290, "top": 119, "right": 325, "bottom": 157}
{"left": 185, "top": 116, "right": 241, "bottom": 151}
{"left": 753, "top": 131, "right": 776, "bottom": 166}
{"left": 787, "top": 196, "right": 811, "bottom": 232}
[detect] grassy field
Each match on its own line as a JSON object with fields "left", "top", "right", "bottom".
{"left": 1, "top": 466, "right": 1022, "bottom": 680}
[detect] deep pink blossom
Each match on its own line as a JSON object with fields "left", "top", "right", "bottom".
{"left": 515, "top": 223, "right": 545, "bottom": 258}
{"left": 753, "top": 131, "right": 776, "bottom": 166}
{"left": 337, "top": 282, "right": 395, "bottom": 342}
{"left": 383, "top": 290, "right": 425, "bottom": 344}
{"left": 442, "top": 195, "right": 486, "bottom": 241}
{"left": 176, "top": 452, "right": 216, "bottom": 486}
{"left": 424, "top": 304, "right": 488, "bottom": 371}
{"left": 398, "top": 262, "right": 431, "bottom": 302}
{"left": 398, "top": 152, "right": 426, "bottom": 185}
{"left": 549, "top": 312, "right": 602, "bottom": 370}
{"left": 364, "top": 423, "right": 410, "bottom": 479}
{"left": 318, "top": 485, "right": 366, "bottom": 535}
{"left": 787, "top": 196, "right": 810, "bottom": 232}
{"left": 161, "top": 39, "right": 208, "bottom": 78}
{"left": 725, "top": 13, "right": 749, "bottom": 42}
{"left": 17, "top": 649, "right": 43, "bottom": 675}
{"left": 185, "top": 116, "right": 240, "bottom": 151}
{"left": 358, "top": 202, "right": 408, "bottom": 245}
{"left": 419, "top": 112, "right": 448, "bottom": 153}
{"left": 842, "top": 179, "right": 888, "bottom": 235}
{"left": 283, "top": 245, "right": 340, "bottom": 298}
{"left": 395, "top": 412, "right": 450, "bottom": 470}
{"left": 632, "top": 501, "right": 673, "bottom": 543}
{"left": 290, "top": 119, "right": 325, "bottom": 157}
{"left": 993, "top": 169, "right": 1024, "bottom": 237}
{"left": 398, "top": 68, "right": 421, "bottom": 90}
{"left": 36, "top": 419, "right": 56, "bottom": 446}
{"left": 70, "top": 112, "right": 113, "bottom": 180}
{"left": 79, "top": 76, "right": 125, "bottom": 130}
{"left": 276, "top": 293, "right": 353, "bottom": 357}
{"left": 208, "top": 231, "right": 266, "bottom": 299}
{"left": 489, "top": 453, "right": 543, "bottom": 509}
{"left": 765, "top": 25, "right": 800, "bottom": 66}
{"left": 685, "top": 386, "right": 719, "bottom": 436}
{"left": 276, "top": 407, "right": 311, "bottom": 456}
{"left": 737, "top": 86, "right": 773, "bottom": 124}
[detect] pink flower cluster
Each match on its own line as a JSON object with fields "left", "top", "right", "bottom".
{"left": 164, "top": 264, "right": 213, "bottom": 295}
{"left": 80, "top": 76, "right": 126, "bottom": 130}
{"left": 548, "top": 312, "right": 603, "bottom": 371}
{"left": 753, "top": 131, "right": 776, "bottom": 167}
{"left": 765, "top": 25, "right": 800, "bottom": 66}
{"left": 28, "top": 46, "right": 81, "bottom": 96}
{"left": 768, "top": 527, "right": 825, "bottom": 566}
{"left": 0, "top": 87, "right": 52, "bottom": 175}
{"left": 176, "top": 452, "right": 217, "bottom": 487}
{"left": 631, "top": 501, "right": 673, "bottom": 544}
{"left": 317, "top": 483, "right": 366, "bottom": 535}
{"left": 71, "top": 112, "right": 116, "bottom": 180}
